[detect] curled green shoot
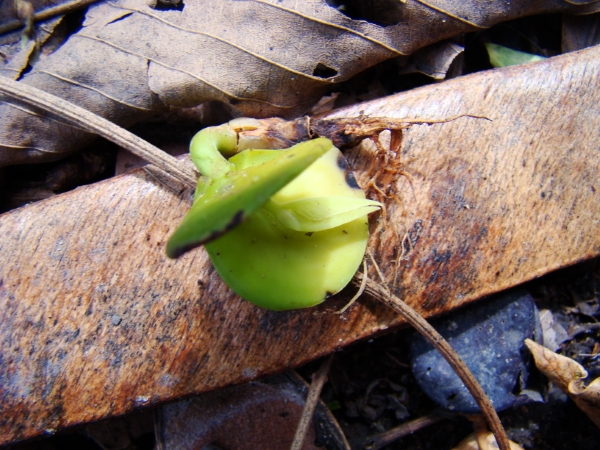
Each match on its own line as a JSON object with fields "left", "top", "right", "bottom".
{"left": 167, "top": 120, "right": 382, "bottom": 310}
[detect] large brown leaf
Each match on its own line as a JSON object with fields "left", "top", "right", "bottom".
{"left": 1, "top": 44, "right": 599, "bottom": 445}
{"left": 0, "top": 0, "right": 596, "bottom": 167}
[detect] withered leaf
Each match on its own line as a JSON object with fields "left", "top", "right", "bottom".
{"left": 525, "top": 339, "right": 600, "bottom": 429}
{"left": 1, "top": 44, "right": 600, "bottom": 445}
{"left": 0, "top": 0, "right": 597, "bottom": 167}
{"left": 453, "top": 431, "right": 524, "bottom": 450}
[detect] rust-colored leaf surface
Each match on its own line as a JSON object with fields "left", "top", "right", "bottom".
{"left": 1, "top": 45, "right": 600, "bottom": 445}
{"left": 0, "top": 0, "right": 596, "bottom": 167}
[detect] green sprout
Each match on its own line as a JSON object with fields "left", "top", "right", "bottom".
{"left": 485, "top": 43, "right": 545, "bottom": 68}
{"left": 167, "top": 120, "right": 381, "bottom": 310}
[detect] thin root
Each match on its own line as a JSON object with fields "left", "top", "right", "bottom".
{"left": 367, "top": 250, "right": 389, "bottom": 294}
{"left": 336, "top": 258, "right": 368, "bottom": 314}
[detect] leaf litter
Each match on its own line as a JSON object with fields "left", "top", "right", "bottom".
{"left": 0, "top": 0, "right": 596, "bottom": 167}
{"left": 1, "top": 3, "right": 598, "bottom": 448}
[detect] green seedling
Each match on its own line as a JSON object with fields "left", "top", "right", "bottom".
{"left": 485, "top": 43, "right": 545, "bottom": 68}
{"left": 167, "top": 121, "right": 381, "bottom": 310}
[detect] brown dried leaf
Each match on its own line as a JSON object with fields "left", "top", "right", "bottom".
{"left": 562, "top": 14, "right": 600, "bottom": 53}
{"left": 398, "top": 40, "right": 464, "bottom": 80}
{"left": 452, "top": 431, "right": 524, "bottom": 450}
{"left": 525, "top": 339, "right": 600, "bottom": 428}
{"left": 155, "top": 372, "right": 348, "bottom": 450}
{"left": 0, "top": 0, "right": 596, "bottom": 167}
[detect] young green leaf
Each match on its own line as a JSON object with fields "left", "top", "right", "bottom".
{"left": 485, "top": 43, "right": 545, "bottom": 68}
{"left": 267, "top": 196, "right": 381, "bottom": 232}
{"left": 166, "top": 138, "right": 332, "bottom": 258}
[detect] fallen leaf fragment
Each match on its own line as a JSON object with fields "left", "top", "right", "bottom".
{"left": 485, "top": 43, "right": 545, "bottom": 68}
{"left": 525, "top": 339, "right": 600, "bottom": 428}
{"left": 538, "top": 309, "right": 569, "bottom": 351}
{"left": 399, "top": 40, "right": 464, "bottom": 80}
{"left": 156, "top": 372, "right": 348, "bottom": 450}
{"left": 452, "top": 431, "right": 524, "bottom": 450}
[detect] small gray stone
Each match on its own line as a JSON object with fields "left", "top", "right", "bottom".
{"left": 411, "top": 290, "right": 539, "bottom": 414}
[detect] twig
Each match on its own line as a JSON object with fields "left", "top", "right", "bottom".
{"left": 568, "top": 322, "right": 600, "bottom": 339}
{"left": 0, "top": 0, "right": 100, "bottom": 36}
{"left": 353, "top": 273, "right": 511, "bottom": 450}
{"left": 0, "top": 77, "right": 197, "bottom": 188}
{"left": 358, "top": 410, "right": 453, "bottom": 450}
{"left": 290, "top": 354, "right": 334, "bottom": 450}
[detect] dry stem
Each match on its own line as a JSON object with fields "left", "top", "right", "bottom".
{"left": 290, "top": 355, "right": 334, "bottom": 450}
{"left": 353, "top": 273, "right": 511, "bottom": 450}
{"left": 0, "top": 77, "right": 197, "bottom": 188}
{"left": 0, "top": 0, "right": 100, "bottom": 36}
{"left": 361, "top": 411, "right": 452, "bottom": 450}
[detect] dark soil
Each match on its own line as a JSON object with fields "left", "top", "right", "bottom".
{"left": 319, "top": 257, "right": 600, "bottom": 449}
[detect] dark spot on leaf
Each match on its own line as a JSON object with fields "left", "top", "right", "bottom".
{"left": 337, "top": 153, "right": 361, "bottom": 189}
{"left": 345, "top": 172, "right": 360, "bottom": 189}
{"left": 337, "top": 152, "right": 350, "bottom": 170}
{"left": 305, "top": 232, "right": 314, "bottom": 237}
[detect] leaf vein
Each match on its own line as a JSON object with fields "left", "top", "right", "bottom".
{"left": 412, "top": 0, "right": 485, "bottom": 28}
{"left": 74, "top": 33, "right": 299, "bottom": 109}
{"left": 36, "top": 70, "right": 155, "bottom": 111}
{"left": 254, "top": 0, "right": 406, "bottom": 56}
{"left": 107, "top": 2, "right": 333, "bottom": 83}
{"left": 2, "top": 101, "right": 88, "bottom": 133}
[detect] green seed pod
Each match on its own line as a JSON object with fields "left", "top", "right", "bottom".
{"left": 167, "top": 122, "right": 381, "bottom": 310}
